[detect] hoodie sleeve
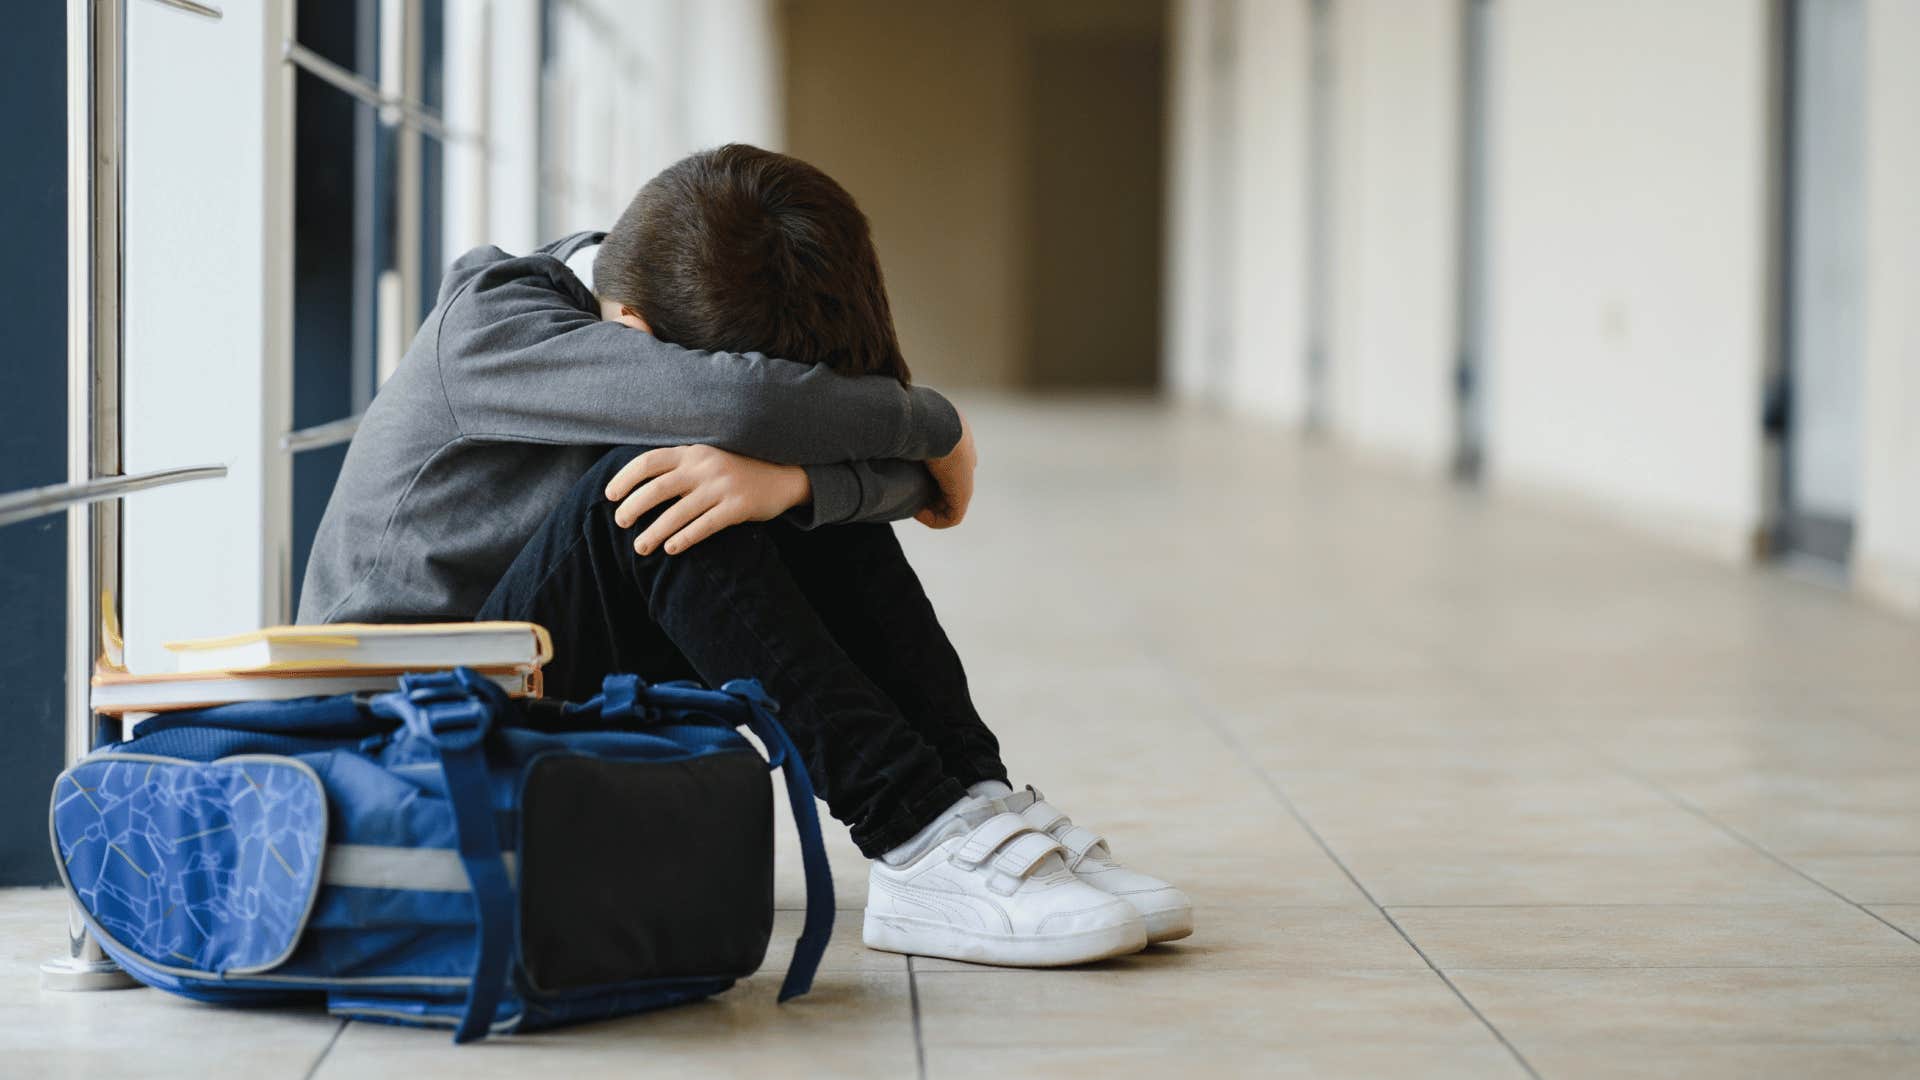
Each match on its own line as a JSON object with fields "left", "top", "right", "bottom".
{"left": 787, "top": 459, "right": 940, "bottom": 529}
{"left": 433, "top": 250, "right": 962, "bottom": 464}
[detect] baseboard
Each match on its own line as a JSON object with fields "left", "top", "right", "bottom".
{"left": 1856, "top": 552, "right": 1920, "bottom": 617}
{"left": 1484, "top": 467, "right": 1763, "bottom": 567}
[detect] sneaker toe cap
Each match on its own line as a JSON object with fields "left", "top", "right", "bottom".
{"left": 1034, "top": 895, "right": 1145, "bottom": 937}
{"left": 1084, "top": 867, "right": 1191, "bottom": 912}
{"left": 1126, "top": 883, "right": 1192, "bottom": 918}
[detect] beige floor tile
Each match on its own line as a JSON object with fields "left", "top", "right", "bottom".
{"left": 1573, "top": 705, "right": 1920, "bottom": 774}
{"left": 1169, "top": 649, "right": 1463, "bottom": 697}
{"left": 1867, "top": 905, "right": 1920, "bottom": 941}
{"left": 1272, "top": 768, "right": 1743, "bottom": 855}
{"left": 11, "top": 399, "right": 1920, "bottom": 1076}
{"left": 1127, "top": 851, "right": 1372, "bottom": 907}
{"left": 1049, "top": 805, "right": 1336, "bottom": 866}
{"left": 772, "top": 793, "right": 873, "bottom": 910}
{"left": 314, "top": 973, "right": 916, "bottom": 1079}
{"left": 914, "top": 969, "right": 1492, "bottom": 1048}
{"left": 0, "top": 888, "right": 342, "bottom": 1078}
{"left": 0, "top": 886, "right": 85, "bottom": 998}
{"left": 0, "top": 1005, "right": 342, "bottom": 1080}
{"left": 1233, "top": 725, "right": 1595, "bottom": 772}
{"left": 1343, "top": 850, "right": 1835, "bottom": 906}
{"left": 773, "top": 854, "right": 871, "bottom": 911}
{"left": 912, "top": 906, "right": 1424, "bottom": 973}
{"left": 758, "top": 909, "right": 906, "bottom": 975}
{"left": 1654, "top": 770, "right": 1920, "bottom": 852}
{"left": 1392, "top": 903, "right": 1920, "bottom": 969}
{"left": 1793, "top": 855, "right": 1920, "bottom": 904}
{"left": 1451, "top": 967, "right": 1920, "bottom": 1043}
{"left": 1519, "top": 1043, "right": 1920, "bottom": 1080}
{"left": 923, "top": 1043, "right": 1530, "bottom": 1079}
{"left": 988, "top": 763, "right": 1287, "bottom": 831}
{"left": 1216, "top": 694, "right": 1596, "bottom": 771}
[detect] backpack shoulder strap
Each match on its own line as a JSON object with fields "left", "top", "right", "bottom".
{"left": 371, "top": 668, "right": 515, "bottom": 1044}
{"left": 721, "top": 679, "right": 834, "bottom": 1003}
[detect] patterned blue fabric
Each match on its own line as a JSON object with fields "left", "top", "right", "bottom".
{"left": 52, "top": 757, "right": 325, "bottom": 975}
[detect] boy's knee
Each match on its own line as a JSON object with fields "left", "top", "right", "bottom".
{"left": 587, "top": 444, "right": 665, "bottom": 490}
{"left": 546, "top": 446, "right": 663, "bottom": 537}
{"left": 561, "top": 444, "right": 665, "bottom": 519}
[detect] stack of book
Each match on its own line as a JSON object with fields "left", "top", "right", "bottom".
{"left": 90, "top": 622, "right": 552, "bottom": 714}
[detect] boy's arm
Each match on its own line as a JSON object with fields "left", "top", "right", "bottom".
{"left": 604, "top": 415, "right": 975, "bottom": 554}
{"left": 436, "top": 251, "right": 961, "bottom": 464}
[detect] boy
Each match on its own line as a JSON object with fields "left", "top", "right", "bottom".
{"left": 301, "top": 144, "right": 1190, "bottom": 966}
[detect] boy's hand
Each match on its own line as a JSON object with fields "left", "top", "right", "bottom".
{"left": 605, "top": 445, "right": 811, "bottom": 555}
{"left": 915, "top": 409, "right": 976, "bottom": 529}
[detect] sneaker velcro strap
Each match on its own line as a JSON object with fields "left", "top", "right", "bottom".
{"left": 1056, "top": 824, "right": 1107, "bottom": 865}
{"left": 951, "top": 812, "right": 1031, "bottom": 869}
{"left": 990, "top": 831, "right": 1068, "bottom": 879}
{"left": 1017, "top": 798, "right": 1072, "bottom": 835}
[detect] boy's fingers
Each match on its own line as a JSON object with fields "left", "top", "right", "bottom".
{"left": 635, "top": 491, "right": 718, "bottom": 555}
{"left": 614, "top": 472, "right": 690, "bottom": 528}
{"left": 935, "top": 499, "right": 967, "bottom": 527}
{"left": 605, "top": 447, "right": 679, "bottom": 501}
{"left": 662, "top": 504, "right": 742, "bottom": 555}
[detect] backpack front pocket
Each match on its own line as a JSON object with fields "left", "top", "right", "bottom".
{"left": 514, "top": 748, "right": 774, "bottom": 995}
{"left": 50, "top": 753, "right": 328, "bottom": 980}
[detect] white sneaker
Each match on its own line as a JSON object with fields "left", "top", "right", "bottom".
{"left": 1005, "top": 787, "right": 1194, "bottom": 944}
{"left": 864, "top": 810, "right": 1148, "bottom": 967}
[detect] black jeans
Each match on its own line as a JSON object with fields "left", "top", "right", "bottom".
{"left": 476, "top": 446, "right": 1008, "bottom": 856}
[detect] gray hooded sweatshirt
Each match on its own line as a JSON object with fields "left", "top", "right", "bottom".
{"left": 297, "top": 231, "right": 960, "bottom": 625}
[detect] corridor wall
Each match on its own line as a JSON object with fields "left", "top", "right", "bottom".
{"left": 1324, "top": 0, "right": 1461, "bottom": 471}
{"left": 1856, "top": 0, "right": 1920, "bottom": 614}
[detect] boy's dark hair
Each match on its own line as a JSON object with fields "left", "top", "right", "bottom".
{"left": 593, "top": 143, "right": 909, "bottom": 382}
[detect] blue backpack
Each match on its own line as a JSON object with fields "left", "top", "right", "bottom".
{"left": 48, "top": 667, "right": 833, "bottom": 1043}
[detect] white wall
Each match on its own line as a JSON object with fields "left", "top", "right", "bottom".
{"left": 685, "top": 0, "right": 783, "bottom": 152}
{"left": 1484, "top": 0, "right": 1773, "bottom": 561}
{"left": 1163, "top": 0, "right": 1226, "bottom": 402}
{"left": 1163, "top": 0, "right": 1920, "bottom": 615}
{"left": 123, "top": 1, "right": 292, "bottom": 672}
{"left": 447, "top": 0, "right": 772, "bottom": 259}
{"left": 1855, "top": 0, "right": 1920, "bottom": 614}
{"left": 443, "top": 0, "right": 545, "bottom": 258}
{"left": 487, "top": 0, "right": 545, "bottom": 254}
{"left": 536, "top": 0, "right": 783, "bottom": 240}
{"left": 1324, "top": 0, "right": 1460, "bottom": 469}
{"left": 1225, "top": 0, "right": 1312, "bottom": 421}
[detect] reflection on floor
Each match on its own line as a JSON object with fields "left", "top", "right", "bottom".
{"left": 7, "top": 397, "right": 1920, "bottom": 1078}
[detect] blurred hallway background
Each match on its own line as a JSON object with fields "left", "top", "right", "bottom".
{"left": 6, "top": 3, "right": 1920, "bottom": 1073}
{"left": 3, "top": 0, "right": 1919, "bottom": 956}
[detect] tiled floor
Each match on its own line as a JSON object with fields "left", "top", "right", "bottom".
{"left": 8, "top": 397, "right": 1920, "bottom": 1077}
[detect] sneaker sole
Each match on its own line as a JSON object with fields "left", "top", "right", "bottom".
{"left": 1144, "top": 907, "right": 1194, "bottom": 944}
{"left": 862, "top": 911, "right": 1147, "bottom": 968}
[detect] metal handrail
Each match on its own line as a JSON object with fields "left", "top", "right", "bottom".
{"left": 282, "top": 40, "right": 475, "bottom": 145}
{"left": 0, "top": 465, "right": 227, "bottom": 529}
{"left": 281, "top": 412, "right": 363, "bottom": 454}
{"left": 143, "top": 0, "right": 222, "bottom": 18}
